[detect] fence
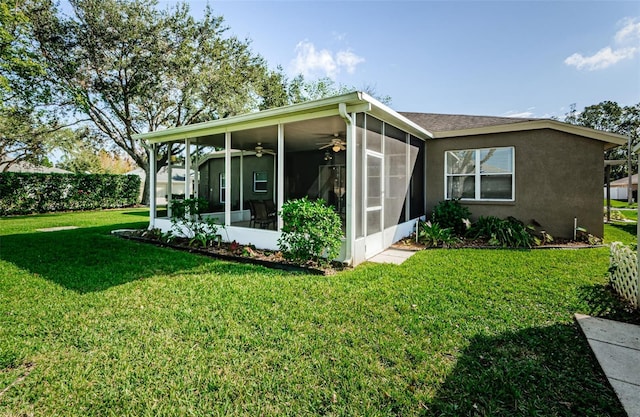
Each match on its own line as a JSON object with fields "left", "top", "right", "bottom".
{"left": 609, "top": 242, "right": 639, "bottom": 309}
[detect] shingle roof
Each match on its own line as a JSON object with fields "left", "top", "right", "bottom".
{"left": 399, "top": 112, "right": 539, "bottom": 133}
{"left": 0, "top": 160, "right": 72, "bottom": 173}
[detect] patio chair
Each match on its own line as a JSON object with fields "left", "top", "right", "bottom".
{"left": 263, "top": 199, "right": 277, "bottom": 219}
{"left": 251, "top": 200, "right": 276, "bottom": 229}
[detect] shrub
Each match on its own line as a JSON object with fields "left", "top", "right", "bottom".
{"left": 169, "top": 198, "right": 221, "bottom": 248}
{"left": 0, "top": 172, "right": 140, "bottom": 215}
{"left": 278, "top": 197, "right": 343, "bottom": 266}
{"left": 418, "top": 221, "right": 459, "bottom": 248}
{"left": 469, "top": 216, "right": 536, "bottom": 248}
{"left": 431, "top": 199, "right": 471, "bottom": 236}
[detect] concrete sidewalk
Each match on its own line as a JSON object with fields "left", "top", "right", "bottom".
{"left": 367, "top": 248, "right": 420, "bottom": 265}
{"left": 575, "top": 313, "right": 640, "bottom": 417}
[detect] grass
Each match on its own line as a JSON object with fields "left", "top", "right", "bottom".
{"left": 1, "top": 209, "right": 639, "bottom": 416}
{"left": 604, "top": 199, "right": 637, "bottom": 209}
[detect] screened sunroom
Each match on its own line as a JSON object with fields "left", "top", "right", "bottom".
{"left": 134, "top": 92, "right": 432, "bottom": 265}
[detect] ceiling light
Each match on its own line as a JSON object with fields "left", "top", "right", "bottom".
{"left": 332, "top": 144, "right": 341, "bottom": 152}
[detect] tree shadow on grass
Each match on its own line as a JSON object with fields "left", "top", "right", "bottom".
{"left": 429, "top": 324, "right": 626, "bottom": 416}
{"left": 577, "top": 283, "right": 640, "bottom": 324}
{"left": 607, "top": 222, "right": 637, "bottom": 238}
{"left": 0, "top": 224, "right": 261, "bottom": 293}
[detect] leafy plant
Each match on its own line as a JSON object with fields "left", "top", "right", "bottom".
{"left": 418, "top": 221, "right": 459, "bottom": 248}
{"left": 0, "top": 172, "right": 140, "bottom": 215}
{"left": 169, "top": 198, "right": 222, "bottom": 248}
{"left": 431, "top": 199, "right": 472, "bottom": 236}
{"left": 576, "top": 227, "right": 603, "bottom": 245}
{"left": 469, "top": 216, "right": 536, "bottom": 248}
{"left": 278, "top": 197, "right": 343, "bottom": 266}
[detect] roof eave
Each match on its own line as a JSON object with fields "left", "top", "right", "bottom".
{"left": 133, "top": 91, "right": 433, "bottom": 144}
{"left": 433, "top": 119, "right": 628, "bottom": 148}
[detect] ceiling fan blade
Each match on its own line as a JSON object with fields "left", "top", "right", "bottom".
{"left": 318, "top": 143, "right": 333, "bottom": 150}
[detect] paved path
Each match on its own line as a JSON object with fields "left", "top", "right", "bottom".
{"left": 575, "top": 313, "right": 640, "bottom": 417}
{"left": 367, "top": 247, "right": 420, "bottom": 265}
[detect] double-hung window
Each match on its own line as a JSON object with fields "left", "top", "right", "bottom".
{"left": 445, "top": 147, "right": 514, "bottom": 201}
{"left": 253, "top": 171, "right": 268, "bottom": 193}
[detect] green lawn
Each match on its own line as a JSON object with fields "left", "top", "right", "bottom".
{"left": 604, "top": 199, "right": 637, "bottom": 209}
{"left": 1, "top": 209, "right": 638, "bottom": 416}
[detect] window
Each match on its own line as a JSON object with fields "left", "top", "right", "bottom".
{"left": 445, "top": 147, "right": 514, "bottom": 201}
{"left": 219, "top": 173, "right": 225, "bottom": 203}
{"left": 253, "top": 171, "right": 268, "bottom": 193}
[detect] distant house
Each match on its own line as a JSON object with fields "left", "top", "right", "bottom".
{"left": 604, "top": 174, "right": 637, "bottom": 201}
{"left": 0, "top": 160, "right": 72, "bottom": 174}
{"left": 127, "top": 166, "right": 196, "bottom": 205}
{"left": 133, "top": 92, "right": 627, "bottom": 265}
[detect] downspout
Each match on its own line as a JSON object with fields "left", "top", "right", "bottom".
{"left": 339, "top": 102, "right": 354, "bottom": 265}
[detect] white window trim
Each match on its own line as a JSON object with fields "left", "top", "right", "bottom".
{"left": 219, "top": 173, "right": 225, "bottom": 203}
{"left": 444, "top": 146, "right": 515, "bottom": 201}
{"left": 253, "top": 171, "right": 268, "bottom": 193}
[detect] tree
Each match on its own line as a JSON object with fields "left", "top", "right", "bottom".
{"left": 566, "top": 100, "right": 640, "bottom": 203}
{"left": 258, "top": 67, "right": 392, "bottom": 110}
{"left": 0, "top": 0, "right": 63, "bottom": 170}
{"left": 28, "top": 0, "right": 270, "bottom": 203}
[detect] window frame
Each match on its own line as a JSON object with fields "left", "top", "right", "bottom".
{"left": 444, "top": 146, "right": 515, "bottom": 201}
{"left": 219, "top": 173, "right": 226, "bottom": 203}
{"left": 253, "top": 171, "right": 268, "bottom": 193}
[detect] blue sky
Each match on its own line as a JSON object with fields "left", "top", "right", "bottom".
{"left": 170, "top": 0, "right": 639, "bottom": 119}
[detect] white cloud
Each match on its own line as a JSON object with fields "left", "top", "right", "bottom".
{"left": 564, "top": 46, "right": 637, "bottom": 71}
{"left": 502, "top": 108, "right": 536, "bottom": 118}
{"left": 565, "top": 17, "right": 640, "bottom": 71}
{"left": 615, "top": 17, "right": 640, "bottom": 44}
{"left": 336, "top": 50, "right": 365, "bottom": 74}
{"left": 290, "top": 41, "right": 365, "bottom": 79}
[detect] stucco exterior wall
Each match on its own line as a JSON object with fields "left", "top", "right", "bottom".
{"left": 426, "top": 129, "right": 606, "bottom": 238}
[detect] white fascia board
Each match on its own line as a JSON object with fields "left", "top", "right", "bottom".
{"left": 133, "top": 91, "right": 434, "bottom": 144}
{"left": 433, "top": 119, "right": 628, "bottom": 147}
{"left": 134, "top": 92, "right": 367, "bottom": 144}
{"left": 359, "top": 92, "right": 433, "bottom": 140}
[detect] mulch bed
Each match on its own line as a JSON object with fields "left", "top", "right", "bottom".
{"left": 392, "top": 235, "right": 601, "bottom": 250}
{"left": 112, "top": 229, "right": 347, "bottom": 275}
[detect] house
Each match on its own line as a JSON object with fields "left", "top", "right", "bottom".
{"left": 604, "top": 174, "right": 637, "bottom": 201}
{"left": 0, "top": 160, "right": 72, "bottom": 174}
{"left": 133, "top": 92, "right": 627, "bottom": 265}
{"left": 127, "top": 166, "right": 195, "bottom": 205}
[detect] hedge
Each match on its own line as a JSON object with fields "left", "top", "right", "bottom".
{"left": 0, "top": 172, "right": 141, "bottom": 215}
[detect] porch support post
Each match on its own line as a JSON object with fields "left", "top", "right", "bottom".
{"left": 277, "top": 123, "right": 284, "bottom": 231}
{"left": 225, "top": 132, "right": 232, "bottom": 226}
{"left": 149, "top": 142, "right": 156, "bottom": 229}
{"left": 340, "top": 103, "right": 355, "bottom": 264}
{"left": 185, "top": 138, "right": 191, "bottom": 198}
{"left": 239, "top": 151, "right": 244, "bottom": 212}
{"left": 193, "top": 142, "right": 199, "bottom": 199}
{"left": 167, "top": 144, "right": 173, "bottom": 217}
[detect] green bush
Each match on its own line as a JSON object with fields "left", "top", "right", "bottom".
{"left": 469, "top": 216, "right": 536, "bottom": 248}
{"left": 432, "top": 199, "right": 471, "bottom": 236}
{"left": 278, "top": 197, "right": 343, "bottom": 266}
{"left": 0, "top": 172, "right": 140, "bottom": 215}
{"left": 169, "top": 198, "right": 222, "bottom": 248}
{"left": 418, "top": 221, "right": 459, "bottom": 248}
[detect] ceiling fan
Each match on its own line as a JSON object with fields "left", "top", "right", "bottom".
{"left": 253, "top": 142, "right": 275, "bottom": 158}
{"left": 317, "top": 133, "right": 346, "bottom": 152}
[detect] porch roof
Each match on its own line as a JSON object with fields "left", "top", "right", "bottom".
{"left": 133, "top": 91, "right": 434, "bottom": 145}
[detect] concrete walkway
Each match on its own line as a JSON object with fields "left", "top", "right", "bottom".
{"left": 367, "top": 247, "right": 420, "bottom": 265}
{"left": 575, "top": 313, "right": 640, "bottom": 417}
